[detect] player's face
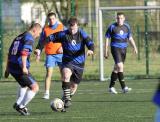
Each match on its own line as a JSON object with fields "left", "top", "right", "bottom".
{"left": 116, "top": 15, "right": 125, "bottom": 26}
{"left": 48, "top": 15, "right": 57, "bottom": 25}
{"left": 35, "top": 28, "right": 42, "bottom": 39}
{"left": 69, "top": 23, "right": 78, "bottom": 35}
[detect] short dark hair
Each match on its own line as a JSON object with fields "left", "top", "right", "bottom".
{"left": 117, "top": 12, "right": 125, "bottom": 16}
{"left": 68, "top": 17, "right": 79, "bottom": 26}
{"left": 47, "top": 12, "right": 56, "bottom": 18}
{"left": 29, "top": 23, "right": 42, "bottom": 30}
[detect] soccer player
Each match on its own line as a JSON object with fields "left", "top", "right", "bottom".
{"left": 4, "top": 23, "right": 42, "bottom": 115}
{"left": 45, "top": 17, "right": 94, "bottom": 108}
{"left": 104, "top": 12, "right": 138, "bottom": 94}
{"left": 34, "top": 12, "right": 64, "bottom": 99}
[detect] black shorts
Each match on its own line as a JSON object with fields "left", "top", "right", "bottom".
{"left": 62, "top": 63, "right": 84, "bottom": 84}
{"left": 111, "top": 46, "right": 127, "bottom": 64}
{"left": 10, "top": 73, "right": 36, "bottom": 88}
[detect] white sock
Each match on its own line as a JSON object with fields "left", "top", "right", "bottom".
{"left": 21, "top": 90, "right": 36, "bottom": 107}
{"left": 45, "top": 90, "right": 49, "bottom": 95}
{"left": 16, "top": 86, "right": 28, "bottom": 105}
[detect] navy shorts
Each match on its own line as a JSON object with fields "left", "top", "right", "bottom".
{"left": 10, "top": 73, "right": 36, "bottom": 88}
{"left": 111, "top": 46, "right": 127, "bottom": 64}
{"left": 62, "top": 63, "right": 84, "bottom": 84}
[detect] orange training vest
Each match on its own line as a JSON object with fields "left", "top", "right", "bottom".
{"left": 44, "top": 22, "right": 63, "bottom": 55}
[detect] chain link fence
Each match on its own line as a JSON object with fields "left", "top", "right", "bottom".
{"left": 0, "top": 0, "right": 160, "bottom": 81}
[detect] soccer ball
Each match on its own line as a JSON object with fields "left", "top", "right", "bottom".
{"left": 50, "top": 98, "right": 64, "bottom": 112}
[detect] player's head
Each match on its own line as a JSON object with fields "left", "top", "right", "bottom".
{"left": 47, "top": 12, "right": 57, "bottom": 26}
{"left": 68, "top": 17, "right": 79, "bottom": 35}
{"left": 116, "top": 12, "right": 125, "bottom": 26}
{"left": 29, "top": 23, "right": 42, "bottom": 39}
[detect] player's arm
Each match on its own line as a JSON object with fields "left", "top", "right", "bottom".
{"left": 104, "top": 26, "right": 111, "bottom": 59}
{"left": 21, "top": 49, "right": 29, "bottom": 75}
{"left": 46, "top": 31, "right": 64, "bottom": 43}
{"left": 34, "top": 30, "right": 45, "bottom": 61}
{"left": 104, "top": 38, "right": 109, "bottom": 59}
{"left": 36, "top": 30, "right": 45, "bottom": 52}
{"left": 21, "top": 38, "right": 33, "bottom": 75}
{"left": 129, "top": 36, "right": 138, "bottom": 54}
{"left": 4, "top": 54, "right": 9, "bottom": 78}
{"left": 80, "top": 29, "right": 94, "bottom": 56}
{"left": 85, "top": 37, "right": 94, "bottom": 56}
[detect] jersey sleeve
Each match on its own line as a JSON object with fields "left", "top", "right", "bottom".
{"left": 105, "top": 25, "right": 112, "bottom": 38}
{"left": 36, "top": 29, "right": 45, "bottom": 51}
{"left": 48, "top": 31, "right": 65, "bottom": 42}
{"left": 125, "top": 23, "right": 132, "bottom": 39}
{"left": 22, "top": 36, "right": 34, "bottom": 56}
{"left": 80, "top": 29, "right": 94, "bottom": 51}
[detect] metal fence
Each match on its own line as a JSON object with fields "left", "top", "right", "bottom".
{"left": 0, "top": 0, "right": 160, "bottom": 81}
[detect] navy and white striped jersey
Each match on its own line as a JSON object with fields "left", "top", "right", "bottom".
{"left": 48, "top": 28, "right": 94, "bottom": 67}
{"left": 105, "top": 22, "right": 132, "bottom": 48}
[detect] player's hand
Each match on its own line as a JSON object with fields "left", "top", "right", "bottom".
{"left": 34, "top": 49, "right": 41, "bottom": 56}
{"left": 57, "top": 47, "right": 63, "bottom": 54}
{"left": 133, "top": 48, "right": 138, "bottom": 54}
{"left": 34, "top": 49, "right": 41, "bottom": 62}
{"left": 22, "top": 67, "right": 28, "bottom": 75}
{"left": 4, "top": 69, "right": 9, "bottom": 78}
{"left": 104, "top": 51, "right": 109, "bottom": 59}
{"left": 87, "top": 50, "right": 94, "bottom": 56}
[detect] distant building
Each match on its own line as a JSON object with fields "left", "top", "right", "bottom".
{"left": 21, "top": 2, "right": 46, "bottom": 26}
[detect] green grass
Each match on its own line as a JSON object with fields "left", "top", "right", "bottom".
{"left": 0, "top": 79, "right": 158, "bottom": 122}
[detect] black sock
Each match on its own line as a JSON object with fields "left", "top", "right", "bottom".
{"left": 109, "top": 72, "right": 118, "bottom": 88}
{"left": 117, "top": 72, "right": 126, "bottom": 89}
{"left": 62, "top": 82, "right": 71, "bottom": 101}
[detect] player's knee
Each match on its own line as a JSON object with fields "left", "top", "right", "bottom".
{"left": 63, "top": 74, "right": 71, "bottom": 82}
{"left": 63, "top": 76, "right": 70, "bottom": 82}
{"left": 30, "top": 83, "right": 39, "bottom": 92}
{"left": 116, "top": 63, "right": 123, "bottom": 71}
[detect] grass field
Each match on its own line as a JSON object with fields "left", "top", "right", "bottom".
{"left": 0, "top": 79, "right": 158, "bottom": 122}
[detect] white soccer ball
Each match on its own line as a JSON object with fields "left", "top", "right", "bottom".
{"left": 50, "top": 98, "right": 64, "bottom": 112}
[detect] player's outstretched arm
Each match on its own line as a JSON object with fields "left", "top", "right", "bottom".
{"left": 46, "top": 31, "right": 64, "bottom": 43}
{"left": 129, "top": 36, "right": 138, "bottom": 54}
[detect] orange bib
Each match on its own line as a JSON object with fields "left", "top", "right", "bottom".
{"left": 44, "top": 23, "right": 63, "bottom": 54}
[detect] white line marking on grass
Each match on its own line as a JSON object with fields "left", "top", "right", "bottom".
{"left": 0, "top": 116, "right": 96, "bottom": 120}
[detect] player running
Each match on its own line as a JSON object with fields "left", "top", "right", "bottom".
{"left": 45, "top": 17, "right": 94, "bottom": 108}
{"left": 104, "top": 12, "right": 138, "bottom": 94}
{"left": 4, "top": 23, "right": 42, "bottom": 115}
{"left": 34, "top": 12, "right": 64, "bottom": 100}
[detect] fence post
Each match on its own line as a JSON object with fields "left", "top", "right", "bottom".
{"left": 71, "top": 0, "right": 75, "bottom": 16}
{"left": 136, "top": 25, "right": 141, "bottom": 60}
{"left": 144, "top": 0, "right": 149, "bottom": 76}
{"left": 0, "top": 0, "right": 3, "bottom": 79}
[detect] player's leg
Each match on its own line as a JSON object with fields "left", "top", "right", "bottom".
{"left": 70, "top": 82, "right": 78, "bottom": 97}
{"left": 109, "top": 47, "right": 120, "bottom": 94}
{"left": 43, "top": 55, "right": 56, "bottom": 99}
{"left": 70, "top": 67, "right": 83, "bottom": 97}
{"left": 18, "top": 74, "right": 39, "bottom": 115}
{"left": 10, "top": 73, "right": 28, "bottom": 110}
{"left": 62, "top": 67, "right": 72, "bottom": 108}
{"left": 117, "top": 48, "right": 131, "bottom": 93}
{"left": 43, "top": 67, "right": 53, "bottom": 99}
{"left": 15, "top": 85, "right": 28, "bottom": 106}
